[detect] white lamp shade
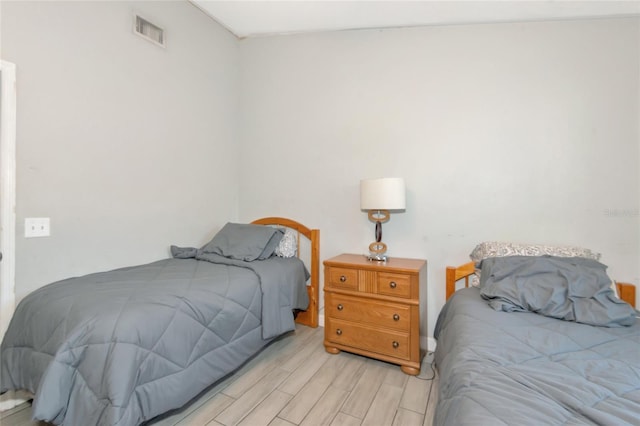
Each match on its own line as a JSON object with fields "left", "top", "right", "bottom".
{"left": 360, "top": 177, "right": 406, "bottom": 211}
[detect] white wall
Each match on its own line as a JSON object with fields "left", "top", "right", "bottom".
{"left": 2, "top": 4, "right": 638, "bottom": 346}
{"left": 1, "top": 1, "right": 240, "bottom": 300}
{"left": 238, "top": 17, "right": 640, "bottom": 343}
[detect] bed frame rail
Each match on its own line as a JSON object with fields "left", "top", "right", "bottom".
{"left": 617, "top": 282, "right": 636, "bottom": 308}
{"left": 446, "top": 261, "right": 475, "bottom": 300}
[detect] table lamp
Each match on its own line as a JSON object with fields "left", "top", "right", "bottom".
{"left": 360, "top": 177, "right": 406, "bottom": 261}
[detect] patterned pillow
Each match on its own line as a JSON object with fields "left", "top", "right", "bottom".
{"left": 275, "top": 228, "right": 297, "bottom": 258}
{"left": 470, "top": 241, "right": 601, "bottom": 264}
{"left": 470, "top": 273, "right": 481, "bottom": 287}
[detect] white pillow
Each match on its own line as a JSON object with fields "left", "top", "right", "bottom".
{"left": 275, "top": 228, "right": 297, "bottom": 258}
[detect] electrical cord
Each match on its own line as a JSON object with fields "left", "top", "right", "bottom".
{"left": 414, "top": 351, "right": 436, "bottom": 381}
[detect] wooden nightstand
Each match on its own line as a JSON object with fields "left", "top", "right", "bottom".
{"left": 323, "top": 253, "right": 427, "bottom": 375}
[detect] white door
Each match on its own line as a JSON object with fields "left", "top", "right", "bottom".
{"left": 0, "top": 60, "right": 16, "bottom": 341}
{"left": 0, "top": 60, "right": 19, "bottom": 411}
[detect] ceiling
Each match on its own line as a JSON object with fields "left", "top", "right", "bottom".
{"left": 191, "top": 0, "right": 640, "bottom": 38}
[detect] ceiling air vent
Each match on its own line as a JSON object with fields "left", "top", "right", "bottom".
{"left": 134, "top": 15, "right": 165, "bottom": 48}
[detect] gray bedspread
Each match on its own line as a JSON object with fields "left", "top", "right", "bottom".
{"left": 434, "top": 288, "right": 640, "bottom": 425}
{"left": 0, "top": 255, "right": 309, "bottom": 425}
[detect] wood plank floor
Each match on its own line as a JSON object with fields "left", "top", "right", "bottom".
{"left": 0, "top": 325, "right": 438, "bottom": 426}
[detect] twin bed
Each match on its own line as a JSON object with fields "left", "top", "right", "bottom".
{"left": 435, "top": 242, "right": 639, "bottom": 425}
{"left": 0, "top": 217, "right": 319, "bottom": 426}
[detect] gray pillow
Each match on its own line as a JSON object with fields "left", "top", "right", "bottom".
{"left": 201, "top": 223, "right": 284, "bottom": 261}
{"left": 170, "top": 245, "right": 197, "bottom": 259}
{"left": 479, "top": 256, "right": 636, "bottom": 327}
{"left": 258, "top": 228, "right": 285, "bottom": 260}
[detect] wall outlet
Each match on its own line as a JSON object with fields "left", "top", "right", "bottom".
{"left": 25, "top": 218, "right": 50, "bottom": 238}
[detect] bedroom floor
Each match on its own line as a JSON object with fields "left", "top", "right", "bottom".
{"left": 0, "top": 325, "right": 438, "bottom": 426}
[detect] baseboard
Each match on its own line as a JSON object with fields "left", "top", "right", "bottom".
{"left": 427, "top": 337, "right": 437, "bottom": 352}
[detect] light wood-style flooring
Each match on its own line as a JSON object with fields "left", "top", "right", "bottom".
{"left": 0, "top": 325, "right": 438, "bottom": 426}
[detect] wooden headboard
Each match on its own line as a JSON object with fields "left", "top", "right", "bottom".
{"left": 445, "top": 261, "right": 636, "bottom": 308}
{"left": 251, "top": 217, "right": 320, "bottom": 328}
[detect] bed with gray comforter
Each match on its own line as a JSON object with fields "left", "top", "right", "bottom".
{"left": 434, "top": 256, "right": 639, "bottom": 425}
{"left": 0, "top": 248, "right": 309, "bottom": 425}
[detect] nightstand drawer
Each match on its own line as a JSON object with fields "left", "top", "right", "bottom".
{"left": 326, "top": 318, "right": 410, "bottom": 360}
{"left": 326, "top": 293, "right": 410, "bottom": 331}
{"left": 326, "top": 267, "right": 359, "bottom": 291}
{"left": 377, "top": 272, "right": 411, "bottom": 298}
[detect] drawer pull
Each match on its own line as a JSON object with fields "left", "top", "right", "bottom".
{"left": 393, "top": 314, "right": 400, "bottom": 321}
{"left": 337, "top": 304, "right": 344, "bottom": 311}
{"left": 340, "top": 275, "right": 347, "bottom": 282}
{"left": 389, "top": 281, "right": 397, "bottom": 289}
{"left": 336, "top": 329, "right": 343, "bottom": 336}
{"left": 392, "top": 341, "right": 399, "bottom": 348}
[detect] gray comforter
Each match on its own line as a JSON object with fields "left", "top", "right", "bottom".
{"left": 434, "top": 288, "right": 640, "bottom": 425}
{"left": 0, "top": 254, "right": 309, "bottom": 425}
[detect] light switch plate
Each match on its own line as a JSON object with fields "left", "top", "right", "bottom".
{"left": 25, "top": 218, "right": 50, "bottom": 238}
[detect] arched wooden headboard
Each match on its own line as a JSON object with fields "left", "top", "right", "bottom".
{"left": 251, "top": 217, "right": 320, "bottom": 327}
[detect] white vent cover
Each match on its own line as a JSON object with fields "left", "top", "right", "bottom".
{"left": 134, "top": 15, "right": 165, "bottom": 47}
